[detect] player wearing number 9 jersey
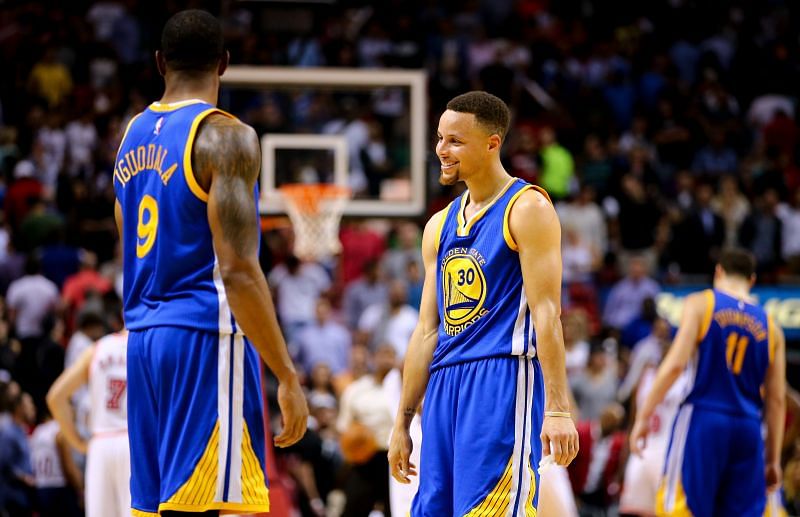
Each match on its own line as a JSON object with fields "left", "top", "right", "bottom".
{"left": 630, "top": 248, "right": 786, "bottom": 517}
{"left": 113, "top": 9, "right": 307, "bottom": 517}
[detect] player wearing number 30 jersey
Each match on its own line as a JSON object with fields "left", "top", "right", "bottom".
{"left": 630, "top": 249, "right": 786, "bottom": 517}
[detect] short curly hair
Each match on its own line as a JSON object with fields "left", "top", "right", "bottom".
{"left": 446, "top": 91, "right": 511, "bottom": 141}
{"left": 161, "top": 10, "right": 224, "bottom": 72}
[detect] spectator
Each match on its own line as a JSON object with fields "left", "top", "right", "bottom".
{"left": 619, "top": 297, "right": 658, "bottom": 351}
{"left": 777, "top": 188, "right": 800, "bottom": 274}
{"left": 739, "top": 188, "right": 783, "bottom": 277}
{"left": 672, "top": 181, "right": 725, "bottom": 276}
{"left": 568, "top": 403, "right": 627, "bottom": 516}
{"left": 711, "top": 175, "right": 750, "bottom": 248}
{"left": 382, "top": 222, "right": 422, "bottom": 282}
{"left": 539, "top": 126, "right": 575, "bottom": 200}
{"left": 64, "top": 111, "right": 98, "bottom": 177}
{"left": 7, "top": 254, "right": 59, "bottom": 341}
{"left": 61, "top": 251, "right": 112, "bottom": 330}
{"left": 358, "top": 279, "right": 418, "bottom": 358}
{"left": 562, "top": 225, "right": 600, "bottom": 286}
{"left": 5, "top": 162, "right": 44, "bottom": 233}
{"left": 294, "top": 297, "right": 352, "bottom": 377}
{"left": 0, "top": 391, "right": 36, "bottom": 517}
{"left": 602, "top": 256, "right": 660, "bottom": 331}
{"left": 27, "top": 47, "right": 72, "bottom": 108}
{"left": 570, "top": 343, "right": 619, "bottom": 421}
{"left": 342, "top": 260, "right": 388, "bottom": 330}
{"left": 268, "top": 255, "right": 331, "bottom": 343}
{"left": 557, "top": 185, "right": 607, "bottom": 257}
{"left": 580, "top": 135, "right": 613, "bottom": 199}
{"left": 617, "top": 317, "right": 672, "bottom": 403}
{"left": 691, "top": 129, "right": 738, "bottom": 177}
{"left": 615, "top": 175, "right": 662, "bottom": 269}
{"left": 337, "top": 344, "right": 397, "bottom": 517}
{"left": 563, "top": 310, "right": 591, "bottom": 378}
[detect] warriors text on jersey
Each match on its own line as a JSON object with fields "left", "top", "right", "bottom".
{"left": 433, "top": 178, "right": 548, "bottom": 370}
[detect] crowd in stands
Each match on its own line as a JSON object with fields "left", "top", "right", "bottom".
{"left": 1, "top": 1, "right": 800, "bottom": 516}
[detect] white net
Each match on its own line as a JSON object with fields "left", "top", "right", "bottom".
{"left": 278, "top": 184, "right": 350, "bottom": 261}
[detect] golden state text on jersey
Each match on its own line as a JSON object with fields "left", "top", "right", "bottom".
{"left": 433, "top": 178, "right": 551, "bottom": 370}
{"left": 113, "top": 99, "right": 254, "bottom": 333}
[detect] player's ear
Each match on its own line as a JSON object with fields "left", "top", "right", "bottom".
{"left": 749, "top": 273, "right": 756, "bottom": 288}
{"left": 218, "top": 51, "right": 230, "bottom": 77}
{"left": 488, "top": 133, "right": 502, "bottom": 153}
{"left": 155, "top": 50, "right": 167, "bottom": 77}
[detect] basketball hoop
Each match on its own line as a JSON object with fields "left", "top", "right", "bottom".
{"left": 278, "top": 183, "right": 350, "bottom": 261}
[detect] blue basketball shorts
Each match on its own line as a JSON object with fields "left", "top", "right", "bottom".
{"left": 412, "top": 356, "right": 545, "bottom": 516}
{"left": 657, "top": 404, "right": 765, "bottom": 517}
{"left": 127, "top": 326, "right": 269, "bottom": 516}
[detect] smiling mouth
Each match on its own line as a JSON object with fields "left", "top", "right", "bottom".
{"left": 441, "top": 162, "right": 458, "bottom": 170}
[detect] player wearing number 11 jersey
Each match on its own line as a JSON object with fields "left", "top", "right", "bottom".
{"left": 630, "top": 249, "right": 786, "bottom": 517}
{"left": 113, "top": 9, "right": 307, "bottom": 517}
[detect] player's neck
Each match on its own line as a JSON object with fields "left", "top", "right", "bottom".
{"left": 161, "top": 74, "right": 219, "bottom": 106}
{"left": 464, "top": 166, "right": 512, "bottom": 206}
{"left": 714, "top": 279, "right": 751, "bottom": 300}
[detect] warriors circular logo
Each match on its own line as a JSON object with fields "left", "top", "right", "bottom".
{"left": 441, "top": 253, "right": 487, "bottom": 329}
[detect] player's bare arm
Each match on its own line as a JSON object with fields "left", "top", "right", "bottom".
{"left": 198, "top": 114, "right": 308, "bottom": 448}
{"left": 630, "top": 292, "right": 705, "bottom": 455}
{"left": 46, "top": 346, "right": 94, "bottom": 455}
{"left": 763, "top": 319, "right": 786, "bottom": 491}
{"left": 388, "top": 208, "right": 445, "bottom": 484}
{"left": 55, "top": 431, "right": 85, "bottom": 493}
{"left": 510, "top": 189, "right": 579, "bottom": 467}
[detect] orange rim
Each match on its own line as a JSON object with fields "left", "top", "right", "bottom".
{"left": 278, "top": 183, "right": 350, "bottom": 214}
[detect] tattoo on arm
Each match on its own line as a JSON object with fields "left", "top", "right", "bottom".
{"left": 404, "top": 407, "right": 416, "bottom": 418}
{"left": 194, "top": 115, "right": 262, "bottom": 258}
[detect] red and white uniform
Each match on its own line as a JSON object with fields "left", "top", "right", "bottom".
{"left": 619, "top": 366, "right": 688, "bottom": 515}
{"left": 86, "top": 331, "right": 130, "bottom": 517}
{"left": 30, "top": 420, "right": 67, "bottom": 489}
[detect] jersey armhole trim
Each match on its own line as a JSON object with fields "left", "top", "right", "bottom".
{"left": 503, "top": 184, "right": 551, "bottom": 251}
{"left": 183, "top": 108, "right": 235, "bottom": 203}
{"left": 697, "top": 289, "right": 715, "bottom": 342}
{"left": 434, "top": 202, "right": 452, "bottom": 253}
{"left": 112, "top": 113, "right": 142, "bottom": 193}
{"left": 767, "top": 315, "right": 776, "bottom": 364}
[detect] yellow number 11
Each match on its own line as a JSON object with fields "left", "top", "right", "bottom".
{"left": 136, "top": 195, "right": 159, "bottom": 258}
{"left": 725, "top": 332, "right": 749, "bottom": 375}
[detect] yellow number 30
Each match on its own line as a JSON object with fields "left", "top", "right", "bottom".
{"left": 136, "top": 195, "right": 159, "bottom": 258}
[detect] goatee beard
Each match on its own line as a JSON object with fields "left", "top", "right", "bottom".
{"left": 439, "top": 172, "right": 458, "bottom": 186}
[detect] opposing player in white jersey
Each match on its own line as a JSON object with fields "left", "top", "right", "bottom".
{"left": 619, "top": 363, "right": 688, "bottom": 516}
{"left": 30, "top": 413, "right": 83, "bottom": 517}
{"left": 47, "top": 330, "right": 130, "bottom": 517}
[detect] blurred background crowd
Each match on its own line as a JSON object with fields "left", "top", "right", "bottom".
{"left": 1, "top": 0, "right": 800, "bottom": 516}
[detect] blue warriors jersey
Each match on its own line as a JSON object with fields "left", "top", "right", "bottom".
{"left": 683, "top": 289, "right": 777, "bottom": 419}
{"left": 113, "top": 99, "right": 251, "bottom": 334}
{"left": 433, "top": 178, "right": 549, "bottom": 370}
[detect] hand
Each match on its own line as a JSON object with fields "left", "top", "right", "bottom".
{"left": 765, "top": 461, "right": 782, "bottom": 492}
{"left": 388, "top": 426, "right": 417, "bottom": 483}
{"left": 629, "top": 417, "right": 649, "bottom": 456}
{"left": 274, "top": 379, "right": 309, "bottom": 448}
{"left": 541, "top": 415, "right": 578, "bottom": 466}
{"left": 77, "top": 440, "right": 88, "bottom": 455}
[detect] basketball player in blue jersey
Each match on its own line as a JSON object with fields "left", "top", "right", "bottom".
{"left": 630, "top": 249, "right": 786, "bottom": 517}
{"left": 113, "top": 10, "right": 308, "bottom": 517}
{"left": 388, "top": 91, "right": 578, "bottom": 516}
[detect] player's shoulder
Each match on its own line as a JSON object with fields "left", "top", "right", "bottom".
{"left": 196, "top": 113, "right": 258, "bottom": 148}
{"left": 193, "top": 114, "right": 260, "bottom": 179}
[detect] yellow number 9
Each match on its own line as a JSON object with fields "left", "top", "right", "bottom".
{"left": 136, "top": 195, "right": 159, "bottom": 258}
